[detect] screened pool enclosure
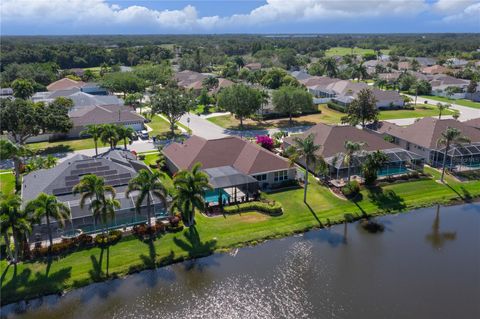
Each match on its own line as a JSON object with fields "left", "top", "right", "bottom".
{"left": 430, "top": 142, "right": 480, "bottom": 172}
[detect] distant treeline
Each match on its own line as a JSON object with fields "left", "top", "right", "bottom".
{"left": 1, "top": 33, "right": 479, "bottom": 72}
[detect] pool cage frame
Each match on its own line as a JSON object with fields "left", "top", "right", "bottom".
{"left": 430, "top": 142, "right": 480, "bottom": 172}
{"left": 325, "top": 148, "right": 425, "bottom": 181}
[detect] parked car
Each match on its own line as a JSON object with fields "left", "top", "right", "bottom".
{"left": 139, "top": 130, "right": 149, "bottom": 140}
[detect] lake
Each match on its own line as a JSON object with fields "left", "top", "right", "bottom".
{"left": 2, "top": 203, "right": 480, "bottom": 319}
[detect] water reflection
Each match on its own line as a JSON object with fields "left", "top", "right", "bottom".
{"left": 425, "top": 205, "right": 457, "bottom": 249}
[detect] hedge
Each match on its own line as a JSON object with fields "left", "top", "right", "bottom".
{"left": 223, "top": 201, "right": 283, "bottom": 216}
{"left": 326, "top": 101, "right": 347, "bottom": 113}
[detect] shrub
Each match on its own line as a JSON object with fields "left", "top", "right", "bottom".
{"left": 255, "top": 135, "right": 274, "bottom": 150}
{"left": 138, "top": 154, "right": 146, "bottom": 160}
{"left": 74, "top": 234, "right": 93, "bottom": 247}
{"left": 223, "top": 201, "right": 283, "bottom": 216}
{"left": 327, "top": 101, "right": 347, "bottom": 113}
{"left": 94, "top": 230, "right": 122, "bottom": 247}
{"left": 341, "top": 180, "right": 360, "bottom": 198}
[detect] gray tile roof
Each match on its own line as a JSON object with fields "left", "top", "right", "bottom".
{"left": 70, "top": 104, "right": 144, "bottom": 127}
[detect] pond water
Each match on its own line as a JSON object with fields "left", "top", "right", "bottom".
{"left": 2, "top": 203, "right": 480, "bottom": 319}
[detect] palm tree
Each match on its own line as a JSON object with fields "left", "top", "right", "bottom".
{"left": 292, "top": 134, "right": 322, "bottom": 203}
{"left": 100, "top": 124, "right": 119, "bottom": 150}
{"left": 0, "top": 140, "right": 31, "bottom": 191}
{"left": 73, "top": 175, "right": 116, "bottom": 231}
{"left": 436, "top": 103, "right": 451, "bottom": 119}
{"left": 91, "top": 197, "right": 120, "bottom": 234}
{"left": 437, "top": 127, "right": 470, "bottom": 182}
{"left": 126, "top": 169, "right": 168, "bottom": 228}
{"left": 202, "top": 76, "right": 219, "bottom": 91}
{"left": 320, "top": 57, "right": 338, "bottom": 78}
{"left": 25, "top": 193, "right": 71, "bottom": 249}
{"left": 116, "top": 126, "right": 135, "bottom": 150}
{"left": 0, "top": 195, "right": 31, "bottom": 263}
{"left": 80, "top": 124, "right": 104, "bottom": 156}
{"left": 351, "top": 63, "right": 367, "bottom": 82}
{"left": 171, "top": 163, "right": 211, "bottom": 227}
{"left": 343, "top": 141, "right": 366, "bottom": 181}
{"left": 362, "top": 150, "right": 388, "bottom": 185}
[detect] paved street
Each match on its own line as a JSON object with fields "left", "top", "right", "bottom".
{"left": 405, "top": 95, "right": 479, "bottom": 121}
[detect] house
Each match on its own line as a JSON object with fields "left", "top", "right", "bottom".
{"left": 377, "top": 72, "right": 401, "bottom": 83}
{"left": 80, "top": 83, "right": 109, "bottom": 95}
{"left": 210, "top": 78, "right": 235, "bottom": 94}
{"left": 67, "top": 104, "right": 145, "bottom": 138}
{"left": 373, "top": 118, "right": 480, "bottom": 171}
{"left": 429, "top": 74, "right": 470, "bottom": 98}
{"left": 464, "top": 118, "right": 480, "bottom": 130}
{"left": 33, "top": 90, "right": 123, "bottom": 111}
{"left": 244, "top": 63, "right": 262, "bottom": 71}
{"left": 47, "top": 78, "right": 86, "bottom": 91}
{"left": 422, "top": 65, "right": 451, "bottom": 75}
{"left": 174, "top": 70, "right": 209, "bottom": 88}
{"left": 22, "top": 150, "right": 165, "bottom": 241}
{"left": 397, "top": 61, "right": 411, "bottom": 71}
{"left": 283, "top": 123, "right": 424, "bottom": 180}
{"left": 414, "top": 57, "right": 437, "bottom": 67}
{"left": 0, "top": 88, "right": 13, "bottom": 99}
{"left": 290, "top": 70, "right": 312, "bottom": 82}
{"left": 68, "top": 68, "right": 85, "bottom": 77}
{"left": 446, "top": 58, "right": 469, "bottom": 68}
{"left": 163, "top": 135, "right": 296, "bottom": 191}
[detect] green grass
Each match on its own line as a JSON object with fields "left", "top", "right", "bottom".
{"left": 378, "top": 104, "right": 454, "bottom": 120}
{"left": 148, "top": 115, "right": 185, "bottom": 137}
{"left": 419, "top": 95, "right": 480, "bottom": 109}
{"left": 325, "top": 47, "right": 390, "bottom": 57}
{"left": 26, "top": 139, "right": 107, "bottom": 154}
{"left": 1, "top": 164, "right": 479, "bottom": 305}
{"left": 0, "top": 170, "right": 15, "bottom": 196}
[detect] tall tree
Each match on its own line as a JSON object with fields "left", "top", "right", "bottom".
{"left": 25, "top": 193, "right": 71, "bottom": 250}
{"left": 100, "top": 124, "right": 119, "bottom": 149}
{"left": 272, "top": 86, "right": 314, "bottom": 125}
{"left": 116, "top": 126, "right": 135, "bottom": 149}
{"left": 362, "top": 151, "right": 388, "bottom": 185}
{"left": 80, "top": 124, "right": 104, "bottom": 156}
{"left": 73, "top": 175, "right": 117, "bottom": 233}
{"left": 0, "top": 98, "right": 72, "bottom": 145}
{"left": 467, "top": 79, "right": 478, "bottom": 94}
{"left": 124, "top": 92, "right": 144, "bottom": 112}
{"left": 437, "top": 128, "right": 470, "bottom": 183}
{"left": 217, "top": 84, "right": 262, "bottom": 129}
{"left": 436, "top": 103, "right": 451, "bottom": 119}
{"left": 11, "top": 79, "right": 34, "bottom": 99}
{"left": 172, "top": 163, "right": 211, "bottom": 227}
{"left": 202, "top": 76, "right": 219, "bottom": 91}
{"left": 100, "top": 72, "right": 146, "bottom": 98}
{"left": 320, "top": 57, "right": 338, "bottom": 78}
{"left": 151, "top": 87, "right": 193, "bottom": 136}
{"left": 0, "top": 195, "right": 31, "bottom": 263}
{"left": 343, "top": 141, "right": 366, "bottom": 181}
{"left": 342, "top": 89, "right": 378, "bottom": 128}
{"left": 126, "top": 170, "right": 168, "bottom": 228}
{"left": 291, "top": 134, "right": 322, "bottom": 203}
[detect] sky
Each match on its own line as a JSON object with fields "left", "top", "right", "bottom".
{"left": 1, "top": 0, "right": 479, "bottom": 35}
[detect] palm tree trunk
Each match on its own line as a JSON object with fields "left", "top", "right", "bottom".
{"left": 239, "top": 117, "right": 243, "bottom": 130}
{"left": 347, "top": 160, "right": 351, "bottom": 182}
{"left": 440, "top": 143, "right": 450, "bottom": 182}
{"left": 94, "top": 138, "right": 98, "bottom": 156}
{"left": 147, "top": 195, "right": 152, "bottom": 227}
{"left": 4, "top": 233, "right": 14, "bottom": 261}
{"left": 124, "top": 138, "right": 127, "bottom": 150}
{"left": 46, "top": 214, "right": 53, "bottom": 250}
{"left": 13, "top": 157, "right": 21, "bottom": 192}
{"left": 13, "top": 232, "right": 19, "bottom": 263}
{"left": 304, "top": 162, "right": 309, "bottom": 203}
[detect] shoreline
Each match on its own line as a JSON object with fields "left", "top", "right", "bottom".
{"left": 2, "top": 197, "right": 479, "bottom": 311}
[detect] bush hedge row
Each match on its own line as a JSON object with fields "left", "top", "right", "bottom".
{"left": 224, "top": 201, "right": 283, "bottom": 216}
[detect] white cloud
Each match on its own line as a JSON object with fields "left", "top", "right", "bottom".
{"left": 0, "top": 0, "right": 478, "bottom": 33}
{"left": 442, "top": 1, "right": 480, "bottom": 23}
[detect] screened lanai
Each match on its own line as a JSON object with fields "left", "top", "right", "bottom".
{"left": 430, "top": 142, "right": 480, "bottom": 172}
{"left": 325, "top": 148, "right": 425, "bottom": 181}
{"left": 203, "top": 166, "right": 259, "bottom": 206}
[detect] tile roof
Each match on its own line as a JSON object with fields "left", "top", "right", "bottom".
{"left": 163, "top": 135, "right": 291, "bottom": 175}
{"left": 376, "top": 118, "right": 480, "bottom": 149}
{"left": 70, "top": 104, "right": 144, "bottom": 127}
{"left": 284, "top": 123, "right": 397, "bottom": 158}
{"left": 174, "top": 70, "right": 208, "bottom": 88}
{"left": 422, "top": 65, "right": 451, "bottom": 75}
{"left": 47, "top": 78, "right": 85, "bottom": 91}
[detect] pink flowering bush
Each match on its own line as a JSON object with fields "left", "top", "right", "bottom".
{"left": 256, "top": 135, "right": 274, "bottom": 150}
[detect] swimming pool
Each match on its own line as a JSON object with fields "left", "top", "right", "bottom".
{"left": 204, "top": 189, "right": 230, "bottom": 204}
{"left": 377, "top": 167, "right": 408, "bottom": 177}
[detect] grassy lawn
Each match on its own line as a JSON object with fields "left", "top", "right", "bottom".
{"left": 325, "top": 47, "right": 390, "bottom": 57}
{"left": 419, "top": 95, "right": 480, "bottom": 109}
{"left": 148, "top": 115, "right": 184, "bottom": 137}
{"left": 26, "top": 138, "right": 107, "bottom": 154}
{"left": 0, "top": 170, "right": 15, "bottom": 196}
{"left": 2, "top": 162, "right": 479, "bottom": 304}
{"left": 378, "top": 104, "right": 454, "bottom": 120}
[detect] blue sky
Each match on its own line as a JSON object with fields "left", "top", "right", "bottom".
{"left": 1, "top": 0, "right": 479, "bottom": 35}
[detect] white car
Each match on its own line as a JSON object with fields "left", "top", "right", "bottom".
{"left": 139, "top": 130, "right": 149, "bottom": 139}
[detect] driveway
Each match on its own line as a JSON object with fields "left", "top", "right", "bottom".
{"left": 405, "top": 95, "right": 479, "bottom": 121}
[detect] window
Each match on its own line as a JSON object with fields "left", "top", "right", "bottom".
{"left": 274, "top": 170, "right": 288, "bottom": 182}
{"left": 254, "top": 174, "right": 267, "bottom": 181}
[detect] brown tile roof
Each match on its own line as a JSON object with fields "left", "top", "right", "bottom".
{"left": 163, "top": 135, "right": 291, "bottom": 174}
{"left": 174, "top": 70, "right": 208, "bottom": 88}
{"left": 376, "top": 118, "right": 480, "bottom": 149}
{"left": 244, "top": 63, "right": 262, "bottom": 70}
{"left": 47, "top": 78, "right": 85, "bottom": 91}
{"left": 301, "top": 76, "right": 340, "bottom": 88}
{"left": 422, "top": 65, "right": 451, "bottom": 75}
{"left": 284, "top": 123, "right": 397, "bottom": 158}
{"left": 463, "top": 118, "right": 480, "bottom": 129}
{"left": 70, "top": 105, "right": 144, "bottom": 127}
